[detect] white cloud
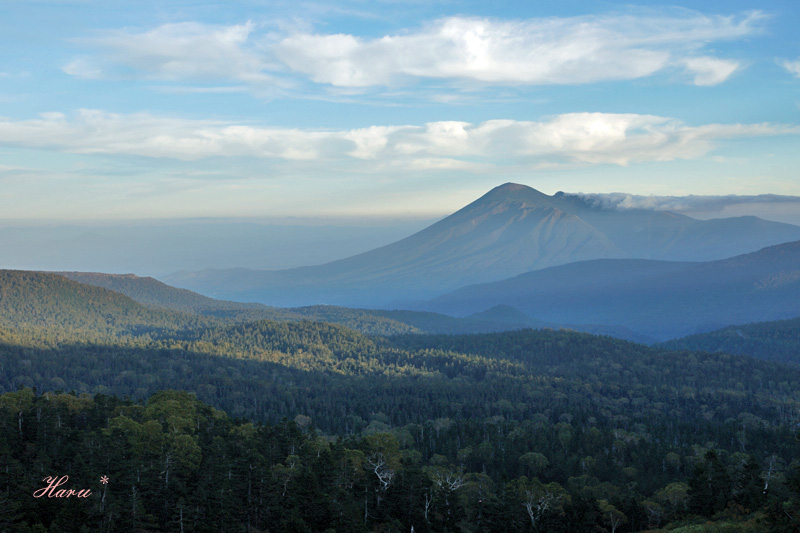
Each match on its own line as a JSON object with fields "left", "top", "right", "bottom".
{"left": 0, "top": 110, "right": 795, "bottom": 170}
{"left": 779, "top": 58, "right": 800, "bottom": 78}
{"left": 275, "top": 11, "right": 761, "bottom": 87}
{"left": 682, "top": 57, "right": 740, "bottom": 86}
{"left": 62, "top": 56, "right": 104, "bottom": 79}
{"left": 64, "top": 21, "right": 275, "bottom": 84}
{"left": 63, "top": 10, "right": 763, "bottom": 89}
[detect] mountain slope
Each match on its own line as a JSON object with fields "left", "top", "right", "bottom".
{"left": 163, "top": 183, "right": 800, "bottom": 307}
{"left": 550, "top": 192, "right": 800, "bottom": 261}
{"left": 420, "top": 240, "right": 800, "bottom": 341}
{"left": 57, "top": 271, "right": 268, "bottom": 314}
{"left": 0, "top": 270, "right": 199, "bottom": 343}
{"left": 660, "top": 316, "right": 800, "bottom": 364}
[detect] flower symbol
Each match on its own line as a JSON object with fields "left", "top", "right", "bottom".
{"left": 100, "top": 476, "right": 109, "bottom": 484}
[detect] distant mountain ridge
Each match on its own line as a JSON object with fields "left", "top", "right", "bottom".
{"left": 163, "top": 183, "right": 800, "bottom": 307}
{"left": 55, "top": 271, "right": 651, "bottom": 340}
{"left": 420, "top": 240, "right": 800, "bottom": 341}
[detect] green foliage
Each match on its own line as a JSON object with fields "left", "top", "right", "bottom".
{"left": 9, "top": 386, "right": 796, "bottom": 531}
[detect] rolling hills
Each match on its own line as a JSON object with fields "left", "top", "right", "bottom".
{"left": 3, "top": 267, "right": 800, "bottom": 530}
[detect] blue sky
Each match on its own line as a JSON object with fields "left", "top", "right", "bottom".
{"left": 1, "top": 0, "right": 799, "bottom": 221}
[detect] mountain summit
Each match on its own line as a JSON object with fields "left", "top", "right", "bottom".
{"left": 478, "top": 182, "right": 553, "bottom": 202}
{"left": 164, "top": 183, "right": 800, "bottom": 307}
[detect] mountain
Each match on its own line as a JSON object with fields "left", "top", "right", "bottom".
{"left": 163, "top": 183, "right": 800, "bottom": 308}
{"left": 420, "top": 240, "right": 800, "bottom": 341}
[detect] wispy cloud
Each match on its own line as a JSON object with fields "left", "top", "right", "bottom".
{"left": 0, "top": 110, "right": 795, "bottom": 171}
{"left": 62, "top": 10, "right": 763, "bottom": 92}
{"left": 152, "top": 85, "right": 250, "bottom": 94}
{"left": 779, "top": 58, "right": 800, "bottom": 78}
{"left": 570, "top": 191, "right": 800, "bottom": 225}
{"left": 63, "top": 21, "right": 278, "bottom": 84}
{"left": 682, "top": 57, "right": 740, "bottom": 86}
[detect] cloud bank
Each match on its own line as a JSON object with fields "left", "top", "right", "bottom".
{"left": 572, "top": 192, "right": 800, "bottom": 212}
{"left": 63, "top": 10, "right": 763, "bottom": 90}
{"left": 0, "top": 111, "right": 794, "bottom": 170}
{"left": 569, "top": 192, "right": 800, "bottom": 226}
{"left": 276, "top": 12, "right": 757, "bottom": 87}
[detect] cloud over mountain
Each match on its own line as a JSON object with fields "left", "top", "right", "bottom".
{"left": 572, "top": 192, "right": 800, "bottom": 213}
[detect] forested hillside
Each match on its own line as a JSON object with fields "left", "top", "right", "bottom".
{"left": 660, "top": 317, "right": 800, "bottom": 365}
{"left": 2, "top": 269, "right": 800, "bottom": 530}
{"left": 0, "top": 270, "right": 209, "bottom": 342}
{"left": 58, "top": 271, "right": 271, "bottom": 315}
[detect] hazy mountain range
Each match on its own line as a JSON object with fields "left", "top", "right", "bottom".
{"left": 59, "top": 228, "right": 800, "bottom": 343}
{"left": 56, "top": 271, "right": 651, "bottom": 340}
{"left": 419, "top": 240, "right": 800, "bottom": 341}
{"left": 164, "top": 183, "right": 800, "bottom": 308}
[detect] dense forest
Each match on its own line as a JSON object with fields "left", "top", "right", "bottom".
{"left": 661, "top": 317, "right": 800, "bottom": 364}
{"left": 2, "top": 270, "right": 800, "bottom": 531}
{"left": 4, "top": 389, "right": 800, "bottom": 532}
